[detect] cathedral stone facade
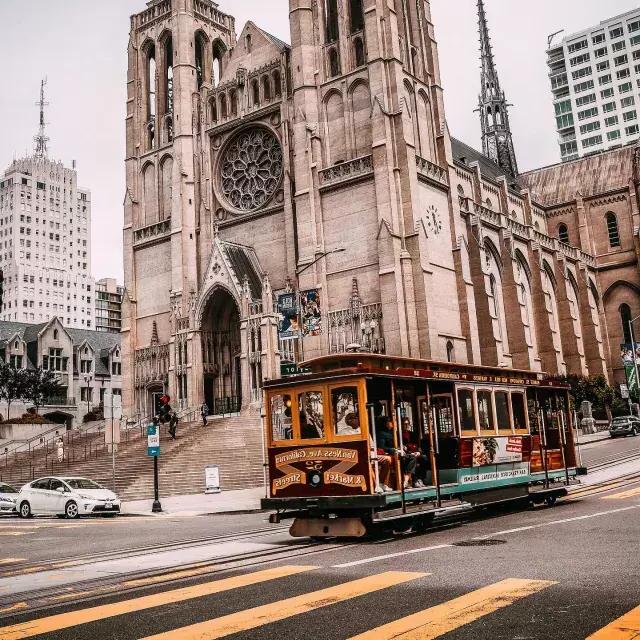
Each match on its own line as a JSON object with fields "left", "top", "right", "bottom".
{"left": 122, "top": 0, "right": 609, "bottom": 421}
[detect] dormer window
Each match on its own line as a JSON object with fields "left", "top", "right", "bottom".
{"left": 53, "top": 329, "right": 58, "bottom": 340}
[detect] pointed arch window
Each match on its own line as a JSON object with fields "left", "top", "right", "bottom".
{"left": 229, "top": 90, "right": 238, "bottom": 117}
{"left": 219, "top": 93, "right": 228, "bottom": 119}
{"left": 252, "top": 79, "right": 260, "bottom": 107}
{"left": 325, "top": 0, "right": 339, "bottom": 43}
{"left": 328, "top": 47, "right": 341, "bottom": 77}
{"left": 273, "top": 70, "right": 282, "bottom": 98}
{"left": 195, "top": 34, "right": 205, "bottom": 89}
{"left": 354, "top": 37, "right": 365, "bottom": 67}
{"left": 350, "top": 0, "right": 364, "bottom": 32}
{"left": 146, "top": 44, "right": 157, "bottom": 149}
{"left": 262, "top": 76, "right": 272, "bottom": 102}
{"left": 621, "top": 303, "right": 632, "bottom": 344}
{"left": 606, "top": 212, "right": 620, "bottom": 247}
{"left": 558, "top": 223, "right": 569, "bottom": 244}
{"left": 209, "top": 97, "right": 218, "bottom": 122}
{"left": 212, "top": 40, "right": 226, "bottom": 87}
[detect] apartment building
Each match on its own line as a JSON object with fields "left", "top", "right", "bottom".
{"left": 95, "top": 278, "right": 124, "bottom": 333}
{"left": 548, "top": 9, "right": 640, "bottom": 161}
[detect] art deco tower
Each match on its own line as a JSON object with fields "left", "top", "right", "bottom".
{"left": 477, "top": 0, "right": 519, "bottom": 176}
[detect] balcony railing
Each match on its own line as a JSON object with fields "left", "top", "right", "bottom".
{"left": 318, "top": 155, "right": 373, "bottom": 189}
{"left": 133, "top": 219, "right": 171, "bottom": 247}
{"left": 415, "top": 156, "right": 449, "bottom": 187}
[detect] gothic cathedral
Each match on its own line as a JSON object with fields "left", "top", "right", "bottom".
{"left": 122, "top": 0, "right": 608, "bottom": 421}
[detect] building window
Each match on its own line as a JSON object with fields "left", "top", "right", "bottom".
{"left": 606, "top": 212, "right": 621, "bottom": 247}
{"left": 558, "top": 223, "right": 569, "bottom": 244}
{"left": 354, "top": 37, "right": 365, "bottom": 67}
{"left": 621, "top": 303, "right": 633, "bottom": 343}
{"left": 325, "top": 0, "right": 339, "bottom": 43}
{"left": 349, "top": 0, "right": 364, "bottom": 33}
{"left": 328, "top": 47, "right": 340, "bottom": 77}
{"left": 608, "top": 129, "right": 621, "bottom": 141}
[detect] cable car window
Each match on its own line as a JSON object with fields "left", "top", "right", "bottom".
{"left": 458, "top": 388, "right": 476, "bottom": 435}
{"left": 477, "top": 390, "right": 495, "bottom": 432}
{"left": 495, "top": 391, "right": 511, "bottom": 433}
{"left": 433, "top": 396, "right": 454, "bottom": 435}
{"left": 270, "top": 394, "right": 293, "bottom": 441}
{"left": 511, "top": 393, "right": 527, "bottom": 432}
{"left": 298, "top": 390, "right": 325, "bottom": 439}
{"left": 332, "top": 386, "right": 361, "bottom": 436}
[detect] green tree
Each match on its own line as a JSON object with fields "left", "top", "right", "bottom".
{"left": 0, "top": 363, "right": 27, "bottom": 421}
{"left": 556, "top": 374, "right": 617, "bottom": 421}
{"left": 23, "top": 368, "right": 62, "bottom": 415}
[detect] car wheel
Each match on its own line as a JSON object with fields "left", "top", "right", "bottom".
{"left": 19, "top": 501, "right": 32, "bottom": 519}
{"left": 64, "top": 501, "right": 80, "bottom": 519}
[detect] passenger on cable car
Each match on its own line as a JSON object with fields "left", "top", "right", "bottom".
{"left": 401, "top": 418, "right": 426, "bottom": 488}
{"left": 374, "top": 415, "right": 395, "bottom": 491}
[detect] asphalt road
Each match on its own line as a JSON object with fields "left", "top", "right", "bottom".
{"left": 0, "top": 439, "right": 639, "bottom": 639}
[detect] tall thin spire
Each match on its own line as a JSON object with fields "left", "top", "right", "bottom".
{"left": 477, "top": 0, "right": 518, "bottom": 176}
{"left": 34, "top": 78, "right": 50, "bottom": 158}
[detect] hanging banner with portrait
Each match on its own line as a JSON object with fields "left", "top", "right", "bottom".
{"left": 301, "top": 289, "right": 322, "bottom": 336}
{"left": 278, "top": 292, "right": 300, "bottom": 340}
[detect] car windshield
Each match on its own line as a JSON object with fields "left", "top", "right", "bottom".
{"left": 613, "top": 417, "right": 630, "bottom": 423}
{"left": 64, "top": 478, "right": 103, "bottom": 490}
{"left": 0, "top": 483, "right": 17, "bottom": 493}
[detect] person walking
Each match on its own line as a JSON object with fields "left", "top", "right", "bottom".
{"left": 201, "top": 402, "right": 209, "bottom": 426}
{"left": 168, "top": 411, "right": 178, "bottom": 440}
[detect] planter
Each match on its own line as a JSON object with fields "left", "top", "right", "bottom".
{"left": 0, "top": 422, "right": 60, "bottom": 442}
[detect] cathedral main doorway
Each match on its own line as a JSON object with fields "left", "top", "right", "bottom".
{"left": 201, "top": 289, "right": 242, "bottom": 415}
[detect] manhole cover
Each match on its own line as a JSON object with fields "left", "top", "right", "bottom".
{"left": 453, "top": 539, "right": 507, "bottom": 547}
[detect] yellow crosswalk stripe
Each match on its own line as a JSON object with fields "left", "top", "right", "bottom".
{"left": 602, "top": 486, "right": 640, "bottom": 500}
{"left": 141, "top": 571, "right": 427, "bottom": 640}
{"left": 0, "top": 565, "right": 316, "bottom": 640}
{"left": 586, "top": 604, "right": 640, "bottom": 639}
{"left": 348, "top": 578, "right": 556, "bottom": 640}
{"left": 0, "top": 559, "right": 26, "bottom": 566}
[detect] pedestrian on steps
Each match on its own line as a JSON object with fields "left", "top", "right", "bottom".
{"left": 168, "top": 411, "right": 178, "bottom": 439}
{"left": 201, "top": 402, "right": 209, "bottom": 426}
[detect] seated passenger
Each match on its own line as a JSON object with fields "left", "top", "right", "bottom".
{"left": 375, "top": 416, "right": 396, "bottom": 491}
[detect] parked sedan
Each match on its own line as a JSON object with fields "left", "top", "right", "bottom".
{"left": 610, "top": 416, "right": 640, "bottom": 438}
{"left": 17, "top": 477, "right": 121, "bottom": 519}
{"left": 0, "top": 482, "right": 18, "bottom": 514}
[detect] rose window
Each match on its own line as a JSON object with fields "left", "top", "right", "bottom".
{"left": 219, "top": 128, "right": 283, "bottom": 212}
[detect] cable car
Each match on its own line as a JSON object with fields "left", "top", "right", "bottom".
{"left": 261, "top": 354, "right": 581, "bottom": 539}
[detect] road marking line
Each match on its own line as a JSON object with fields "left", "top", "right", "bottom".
{"left": 601, "top": 486, "right": 640, "bottom": 500}
{"left": 347, "top": 578, "right": 556, "bottom": 640}
{"left": 141, "top": 571, "right": 427, "bottom": 640}
{"left": 0, "top": 559, "right": 26, "bottom": 566}
{"left": 0, "top": 532, "right": 33, "bottom": 537}
{"left": 334, "top": 545, "right": 452, "bottom": 568}
{"left": 586, "top": 604, "right": 640, "bottom": 639}
{"left": 0, "top": 565, "right": 316, "bottom": 640}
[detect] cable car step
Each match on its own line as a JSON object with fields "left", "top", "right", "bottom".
{"left": 372, "top": 499, "right": 471, "bottom": 522}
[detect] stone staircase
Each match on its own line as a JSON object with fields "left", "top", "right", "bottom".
{"left": 0, "top": 415, "right": 265, "bottom": 501}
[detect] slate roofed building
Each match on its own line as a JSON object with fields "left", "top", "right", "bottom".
{"left": 0, "top": 317, "right": 122, "bottom": 426}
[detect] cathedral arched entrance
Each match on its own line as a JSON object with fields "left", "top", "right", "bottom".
{"left": 200, "top": 288, "right": 242, "bottom": 415}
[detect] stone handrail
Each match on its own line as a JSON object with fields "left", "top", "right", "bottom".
{"left": 318, "top": 155, "right": 373, "bottom": 189}
{"left": 473, "top": 202, "right": 502, "bottom": 227}
{"left": 133, "top": 219, "right": 171, "bottom": 246}
{"left": 416, "top": 156, "right": 449, "bottom": 187}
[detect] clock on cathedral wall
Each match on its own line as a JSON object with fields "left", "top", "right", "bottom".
{"left": 424, "top": 204, "right": 442, "bottom": 235}
{"left": 217, "top": 126, "right": 284, "bottom": 214}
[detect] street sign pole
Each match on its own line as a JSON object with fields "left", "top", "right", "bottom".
{"left": 152, "top": 456, "right": 162, "bottom": 513}
{"left": 147, "top": 423, "right": 162, "bottom": 513}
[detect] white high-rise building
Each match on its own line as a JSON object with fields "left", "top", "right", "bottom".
{"left": 547, "top": 9, "right": 640, "bottom": 161}
{"left": 0, "top": 81, "right": 95, "bottom": 329}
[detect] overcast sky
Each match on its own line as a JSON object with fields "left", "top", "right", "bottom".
{"left": 1, "top": 0, "right": 639, "bottom": 282}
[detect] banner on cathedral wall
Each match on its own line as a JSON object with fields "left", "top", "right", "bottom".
{"left": 301, "top": 289, "right": 322, "bottom": 337}
{"left": 278, "top": 292, "right": 300, "bottom": 340}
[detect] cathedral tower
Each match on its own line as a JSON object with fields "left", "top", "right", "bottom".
{"left": 477, "top": 0, "right": 519, "bottom": 176}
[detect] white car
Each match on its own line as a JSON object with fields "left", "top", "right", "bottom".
{"left": 0, "top": 482, "right": 18, "bottom": 513}
{"left": 17, "top": 477, "right": 121, "bottom": 519}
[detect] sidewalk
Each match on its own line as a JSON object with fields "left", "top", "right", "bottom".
{"left": 121, "top": 486, "right": 266, "bottom": 517}
{"left": 577, "top": 430, "right": 611, "bottom": 445}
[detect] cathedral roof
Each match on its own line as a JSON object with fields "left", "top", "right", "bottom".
{"left": 520, "top": 144, "right": 635, "bottom": 206}
{"left": 251, "top": 23, "right": 290, "bottom": 52}
{"left": 451, "top": 137, "right": 521, "bottom": 190}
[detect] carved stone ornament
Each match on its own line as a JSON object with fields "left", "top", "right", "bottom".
{"left": 218, "top": 127, "right": 284, "bottom": 213}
